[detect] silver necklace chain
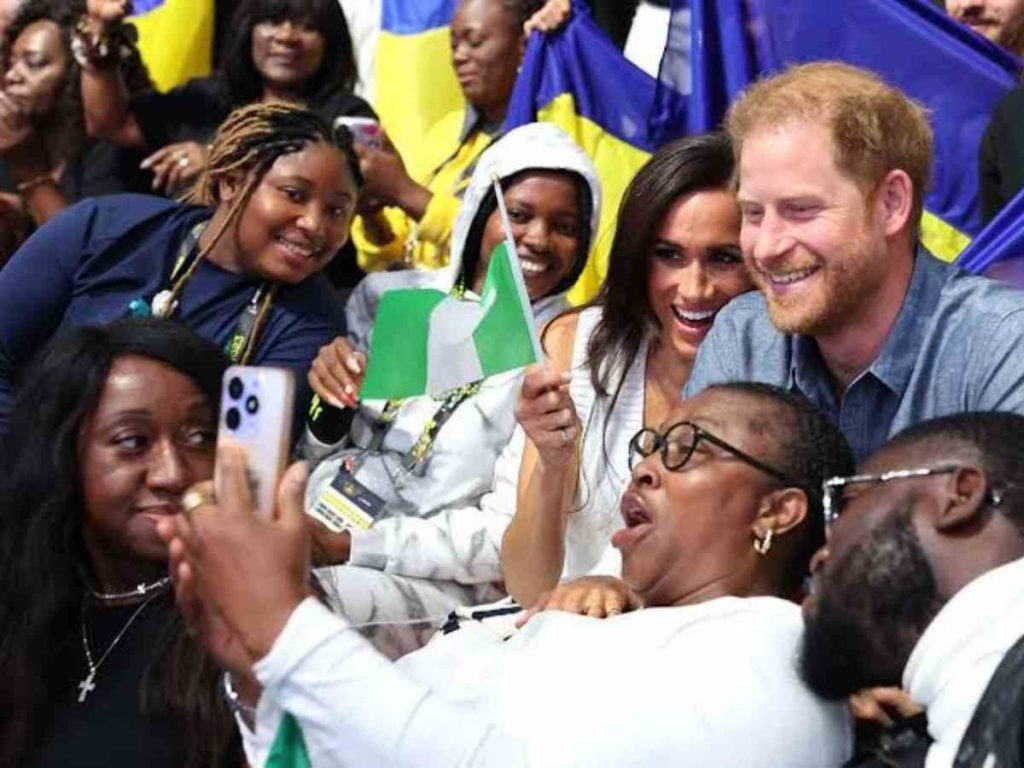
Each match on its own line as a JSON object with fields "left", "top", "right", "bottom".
{"left": 88, "top": 576, "right": 171, "bottom": 603}
{"left": 77, "top": 590, "right": 163, "bottom": 704}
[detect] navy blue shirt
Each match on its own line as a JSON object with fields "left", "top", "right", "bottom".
{"left": 0, "top": 195, "right": 346, "bottom": 433}
{"left": 685, "top": 250, "right": 1024, "bottom": 460}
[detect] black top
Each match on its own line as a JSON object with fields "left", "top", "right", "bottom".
{"left": 28, "top": 595, "right": 189, "bottom": 768}
{"left": 130, "top": 74, "right": 376, "bottom": 149}
{"left": 0, "top": 141, "right": 150, "bottom": 203}
{"left": 979, "top": 83, "right": 1024, "bottom": 225}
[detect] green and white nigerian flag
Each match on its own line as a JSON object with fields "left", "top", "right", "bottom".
{"left": 360, "top": 179, "right": 543, "bottom": 400}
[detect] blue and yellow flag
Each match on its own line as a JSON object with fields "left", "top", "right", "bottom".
{"left": 658, "top": 0, "right": 1022, "bottom": 262}
{"left": 375, "top": 0, "right": 463, "bottom": 172}
{"left": 957, "top": 186, "right": 1024, "bottom": 274}
{"left": 506, "top": 2, "right": 659, "bottom": 304}
{"left": 128, "top": 0, "right": 213, "bottom": 92}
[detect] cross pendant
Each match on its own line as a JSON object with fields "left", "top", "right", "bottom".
{"left": 77, "top": 671, "right": 96, "bottom": 703}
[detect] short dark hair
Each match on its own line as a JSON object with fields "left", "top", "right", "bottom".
{"left": 883, "top": 412, "right": 1024, "bottom": 529}
{"left": 222, "top": 0, "right": 359, "bottom": 106}
{"left": 706, "top": 382, "right": 856, "bottom": 593}
{"left": 0, "top": 318, "right": 231, "bottom": 767}
{"left": 498, "top": 0, "right": 546, "bottom": 26}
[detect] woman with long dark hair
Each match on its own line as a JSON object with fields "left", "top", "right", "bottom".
{"left": 501, "top": 132, "right": 756, "bottom": 606}
{"left": 0, "top": 0, "right": 149, "bottom": 263}
{"left": 0, "top": 318, "right": 240, "bottom": 767}
{"left": 0, "top": 101, "right": 360, "bottom": 433}
{"left": 77, "top": 0, "right": 371, "bottom": 197}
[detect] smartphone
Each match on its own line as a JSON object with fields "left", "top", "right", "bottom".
{"left": 333, "top": 116, "right": 382, "bottom": 149}
{"left": 217, "top": 366, "right": 295, "bottom": 517}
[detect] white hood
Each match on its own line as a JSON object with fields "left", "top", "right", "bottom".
{"left": 446, "top": 122, "right": 602, "bottom": 290}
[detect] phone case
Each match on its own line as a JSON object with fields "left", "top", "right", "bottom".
{"left": 217, "top": 366, "right": 295, "bottom": 517}
{"left": 333, "top": 116, "right": 382, "bottom": 148}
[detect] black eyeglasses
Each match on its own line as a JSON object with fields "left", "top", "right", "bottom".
{"left": 821, "top": 465, "right": 963, "bottom": 532}
{"left": 628, "top": 421, "right": 803, "bottom": 488}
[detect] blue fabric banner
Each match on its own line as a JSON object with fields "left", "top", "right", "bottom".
{"left": 656, "top": 0, "right": 1022, "bottom": 256}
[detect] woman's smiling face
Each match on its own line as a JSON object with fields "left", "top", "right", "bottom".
{"left": 225, "top": 140, "right": 358, "bottom": 284}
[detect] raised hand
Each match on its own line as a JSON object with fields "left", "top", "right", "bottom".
{"left": 308, "top": 336, "right": 367, "bottom": 409}
{"left": 140, "top": 141, "right": 207, "bottom": 195}
{"left": 86, "top": 0, "right": 133, "bottom": 24}
{"left": 515, "top": 364, "right": 578, "bottom": 465}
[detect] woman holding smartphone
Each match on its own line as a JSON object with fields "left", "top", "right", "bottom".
{"left": 0, "top": 102, "right": 359, "bottom": 434}
{"left": 0, "top": 318, "right": 242, "bottom": 768}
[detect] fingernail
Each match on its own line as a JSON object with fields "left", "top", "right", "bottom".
{"left": 345, "top": 356, "right": 362, "bottom": 374}
{"left": 326, "top": 394, "right": 345, "bottom": 409}
{"left": 343, "top": 383, "right": 354, "bottom": 396}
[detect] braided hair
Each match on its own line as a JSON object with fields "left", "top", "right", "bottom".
{"left": 705, "top": 382, "right": 856, "bottom": 594}
{"left": 178, "top": 102, "right": 362, "bottom": 291}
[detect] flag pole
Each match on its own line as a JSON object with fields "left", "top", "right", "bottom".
{"left": 491, "top": 174, "right": 546, "bottom": 363}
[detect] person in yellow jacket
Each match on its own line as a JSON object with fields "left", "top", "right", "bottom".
{"left": 353, "top": 0, "right": 570, "bottom": 271}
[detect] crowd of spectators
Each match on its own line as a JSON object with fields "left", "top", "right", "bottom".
{"left": 2, "top": 1, "right": 1024, "bottom": 767}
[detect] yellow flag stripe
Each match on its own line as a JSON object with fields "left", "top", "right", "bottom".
{"left": 129, "top": 0, "right": 213, "bottom": 93}
{"left": 920, "top": 210, "right": 971, "bottom": 263}
{"left": 537, "top": 94, "right": 651, "bottom": 305}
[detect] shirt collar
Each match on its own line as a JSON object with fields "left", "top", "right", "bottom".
{"left": 867, "top": 247, "right": 950, "bottom": 395}
{"left": 788, "top": 246, "right": 951, "bottom": 397}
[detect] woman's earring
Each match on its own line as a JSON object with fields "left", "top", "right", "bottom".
{"left": 754, "top": 529, "right": 773, "bottom": 556}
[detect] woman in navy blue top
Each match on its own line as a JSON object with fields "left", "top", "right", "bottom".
{"left": 0, "top": 101, "right": 361, "bottom": 433}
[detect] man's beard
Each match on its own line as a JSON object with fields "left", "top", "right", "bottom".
{"left": 801, "top": 506, "right": 943, "bottom": 700}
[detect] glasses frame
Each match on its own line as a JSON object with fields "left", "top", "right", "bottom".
{"left": 628, "top": 420, "right": 804, "bottom": 489}
{"left": 821, "top": 465, "right": 961, "bottom": 531}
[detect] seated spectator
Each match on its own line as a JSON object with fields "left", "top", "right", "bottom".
{"left": 164, "top": 382, "right": 856, "bottom": 767}
{"left": 300, "top": 123, "right": 600, "bottom": 655}
{"left": 503, "top": 132, "right": 753, "bottom": 607}
{"left": 351, "top": 0, "right": 547, "bottom": 272}
{"left": 686, "top": 62, "right": 1024, "bottom": 460}
{"left": 802, "top": 411, "right": 1024, "bottom": 768}
{"left": 945, "top": 0, "right": 1024, "bottom": 56}
{"left": 79, "top": 0, "right": 373, "bottom": 197}
{"left": 979, "top": 83, "right": 1024, "bottom": 224}
{"left": 0, "top": 0, "right": 149, "bottom": 264}
{"left": 0, "top": 318, "right": 241, "bottom": 767}
{"left": 949, "top": 0, "right": 1024, "bottom": 222}
{"left": 0, "top": 102, "right": 357, "bottom": 433}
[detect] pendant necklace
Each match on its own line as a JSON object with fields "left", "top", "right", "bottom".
{"left": 77, "top": 589, "right": 164, "bottom": 704}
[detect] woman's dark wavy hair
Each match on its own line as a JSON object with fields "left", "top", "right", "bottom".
{"left": 0, "top": 318, "right": 240, "bottom": 768}
{"left": 222, "top": 0, "right": 358, "bottom": 107}
{"left": 1, "top": 0, "right": 150, "bottom": 164}
{"left": 584, "top": 131, "right": 736, "bottom": 400}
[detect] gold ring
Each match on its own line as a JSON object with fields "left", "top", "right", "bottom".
{"left": 181, "top": 487, "right": 216, "bottom": 514}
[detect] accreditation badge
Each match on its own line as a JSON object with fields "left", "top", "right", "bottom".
{"left": 308, "top": 464, "right": 385, "bottom": 533}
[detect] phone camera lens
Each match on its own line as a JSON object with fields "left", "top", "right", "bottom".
{"left": 225, "top": 407, "right": 241, "bottom": 430}
{"left": 245, "top": 395, "right": 259, "bottom": 414}
{"left": 228, "top": 377, "right": 244, "bottom": 399}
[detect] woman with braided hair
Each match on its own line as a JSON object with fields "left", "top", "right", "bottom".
{"left": 0, "top": 101, "right": 360, "bottom": 434}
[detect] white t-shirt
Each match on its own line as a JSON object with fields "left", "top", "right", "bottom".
{"left": 243, "top": 595, "right": 851, "bottom": 767}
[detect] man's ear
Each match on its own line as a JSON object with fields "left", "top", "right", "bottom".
{"left": 876, "top": 169, "right": 913, "bottom": 238}
{"left": 934, "top": 465, "right": 989, "bottom": 533}
{"left": 753, "top": 487, "right": 808, "bottom": 540}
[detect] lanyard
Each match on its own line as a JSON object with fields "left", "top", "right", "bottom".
{"left": 127, "top": 220, "right": 277, "bottom": 365}
{"left": 357, "top": 380, "right": 483, "bottom": 475}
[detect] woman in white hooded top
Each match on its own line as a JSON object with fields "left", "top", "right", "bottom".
{"left": 298, "top": 123, "right": 601, "bottom": 654}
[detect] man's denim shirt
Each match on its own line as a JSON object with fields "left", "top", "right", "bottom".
{"left": 685, "top": 250, "right": 1024, "bottom": 460}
